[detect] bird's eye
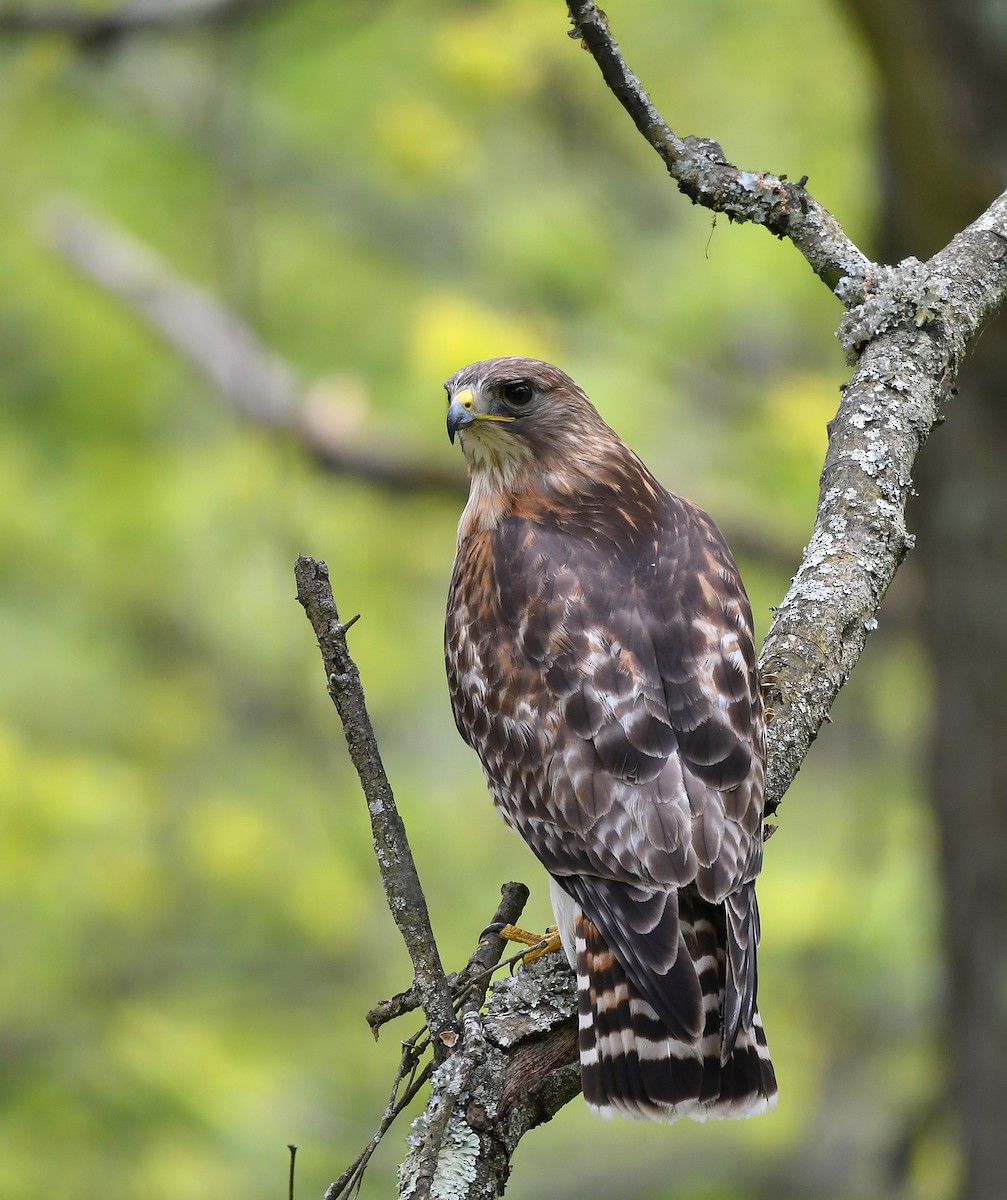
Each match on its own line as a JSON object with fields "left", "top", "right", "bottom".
{"left": 501, "top": 381, "right": 533, "bottom": 407}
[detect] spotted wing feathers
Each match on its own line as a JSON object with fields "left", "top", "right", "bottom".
{"left": 446, "top": 443, "right": 775, "bottom": 1122}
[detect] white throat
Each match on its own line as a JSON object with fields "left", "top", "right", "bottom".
{"left": 457, "top": 425, "right": 535, "bottom": 538}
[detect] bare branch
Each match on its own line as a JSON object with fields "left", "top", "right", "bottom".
{"left": 0, "top": 0, "right": 288, "bottom": 45}
{"left": 42, "top": 201, "right": 466, "bottom": 497}
{"left": 293, "top": 556, "right": 457, "bottom": 1050}
{"left": 566, "top": 0, "right": 873, "bottom": 290}
{"left": 296, "top": 561, "right": 571, "bottom": 1193}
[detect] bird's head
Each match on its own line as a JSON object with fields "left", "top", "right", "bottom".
{"left": 444, "top": 357, "right": 650, "bottom": 536}
{"left": 444, "top": 356, "right": 610, "bottom": 477}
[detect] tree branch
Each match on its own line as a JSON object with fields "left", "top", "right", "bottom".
{"left": 42, "top": 201, "right": 466, "bottom": 497}
{"left": 566, "top": 0, "right": 873, "bottom": 291}
{"left": 565, "top": 1, "right": 1007, "bottom": 812}
{"left": 396, "top": 954, "right": 580, "bottom": 1200}
{"left": 293, "top": 557, "right": 582, "bottom": 1198}
{"left": 760, "top": 192, "right": 1007, "bottom": 810}
{"left": 293, "top": 556, "right": 457, "bottom": 1051}
{"left": 0, "top": 0, "right": 289, "bottom": 46}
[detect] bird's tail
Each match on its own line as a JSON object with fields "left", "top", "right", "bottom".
{"left": 575, "top": 906, "right": 777, "bottom": 1123}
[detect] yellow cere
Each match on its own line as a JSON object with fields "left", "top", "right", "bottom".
{"left": 453, "top": 387, "right": 515, "bottom": 424}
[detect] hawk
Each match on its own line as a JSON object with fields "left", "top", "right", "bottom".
{"left": 443, "top": 357, "right": 777, "bottom": 1122}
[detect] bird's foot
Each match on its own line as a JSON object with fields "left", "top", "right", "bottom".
{"left": 498, "top": 923, "right": 562, "bottom": 963}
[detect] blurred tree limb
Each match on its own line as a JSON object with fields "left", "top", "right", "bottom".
{"left": 42, "top": 198, "right": 800, "bottom": 574}
{"left": 0, "top": 0, "right": 289, "bottom": 47}
{"left": 42, "top": 201, "right": 465, "bottom": 496}
{"left": 295, "top": 6, "right": 1006, "bottom": 1198}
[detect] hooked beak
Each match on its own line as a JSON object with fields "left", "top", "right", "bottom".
{"left": 446, "top": 392, "right": 477, "bottom": 444}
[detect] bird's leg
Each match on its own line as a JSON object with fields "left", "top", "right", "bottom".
{"left": 497, "top": 923, "right": 563, "bottom": 963}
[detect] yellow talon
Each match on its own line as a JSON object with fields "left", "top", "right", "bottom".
{"left": 499, "top": 923, "right": 562, "bottom": 963}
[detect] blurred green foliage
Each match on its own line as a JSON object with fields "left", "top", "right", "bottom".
{"left": 0, "top": 2, "right": 950, "bottom": 1197}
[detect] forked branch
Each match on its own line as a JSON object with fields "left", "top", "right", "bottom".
{"left": 565, "top": 0, "right": 1007, "bottom": 811}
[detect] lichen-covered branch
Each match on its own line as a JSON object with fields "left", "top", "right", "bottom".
{"left": 563, "top": 2, "right": 1007, "bottom": 810}
{"left": 397, "top": 955, "right": 580, "bottom": 1200}
{"left": 565, "top": 0, "right": 873, "bottom": 291}
{"left": 760, "top": 192, "right": 1007, "bottom": 809}
{"left": 563, "top": 0, "right": 1007, "bottom": 812}
{"left": 329, "top": 884, "right": 537, "bottom": 1200}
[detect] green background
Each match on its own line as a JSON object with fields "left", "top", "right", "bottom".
{"left": 0, "top": 2, "right": 946, "bottom": 1196}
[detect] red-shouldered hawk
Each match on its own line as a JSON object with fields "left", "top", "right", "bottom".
{"left": 443, "top": 357, "right": 777, "bottom": 1122}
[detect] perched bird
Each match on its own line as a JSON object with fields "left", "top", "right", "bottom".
{"left": 443, "top": 357, "right": 777, "bottom": 1123}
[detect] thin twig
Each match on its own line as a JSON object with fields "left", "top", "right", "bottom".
{"left": 366, "top": 984, "right": 420, "bottom": 1037}
{"left": 294, "top": 556, "right": 457, "bottom": 1050}
{"left": 367, "top": 881, "right": 531, "bottom": 1036}
{"left": 325, "top": 1055, "right": 435, "bottom": 1200}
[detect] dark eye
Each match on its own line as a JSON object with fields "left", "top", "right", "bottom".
{"left": 501, "top": 380, "right": 533, "bottom": 407}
